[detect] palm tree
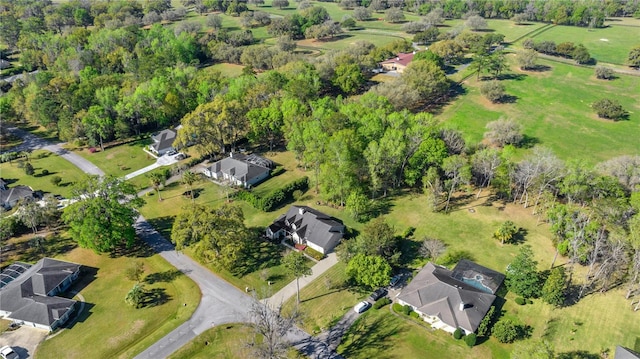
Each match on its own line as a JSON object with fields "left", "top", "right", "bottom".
{"left": 182, "top": 170, "right": 199, "bottom": 203}
{"left": 125, "top": 283, "right": 145, "bottom": 308}
{"left": 493, "top": 220, "right": 518, "bottom": 245}
{"left": 148, "top": 172, "right": 165, "bottom": 201}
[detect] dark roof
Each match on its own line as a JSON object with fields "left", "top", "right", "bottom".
{"left": 0, "top": 178, "right": 7, "bottom": 189}
{"left": 0, "top": 185, "right": 34, "bottom": 206}
{"left": 398, "top": 262, "right": 501, "bottom": 333}
{"left": 0, "top": 258, "right": 80, "bottom": 328}
{"left": 279, "top": 206, "right": 344, "bottom": 251}
{"left": 0, "top": 59, "right": 10, "bottom": 70}
{"left": 380, "top": 52, "right": 415, "bottom": 67}
{"left": 209, "top": 153, "right": 271, "bottom": 184}
{"left": 616, "top": 346, "right": 640, "bottom": 359}
{"left": 451, "top": 260, "right": 505, "bottom": 294}
{"left": 151, "top": 129, "right": 177, "bottom": 152}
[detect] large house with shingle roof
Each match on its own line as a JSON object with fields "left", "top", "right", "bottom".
{"left": 397, "top": 260, "right": 504, "bottom": 335}
{"left": 150, "top": 128, "right": 178, "bottom": 156}
{"left": 0, "top": 181, "right": 35, "bottom": 210}
{"left": 0, "top": 258, "right": 81, "bottom": 331}
{"left": 266, "top": 206, "right": 345, "bottom": 255}
{"left": 380, "top": 52, "right": 416, "bottom": 73}
{"left": 203, "top": 153, "right": 272, "bottom": 188}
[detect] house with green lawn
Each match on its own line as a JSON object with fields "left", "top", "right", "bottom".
{"left": 397, "top": 260, "right": 504, "bottom": 335}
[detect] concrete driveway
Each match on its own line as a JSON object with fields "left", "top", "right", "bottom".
{"left": 0, "top": 326, "right": 48, "bottom": 358}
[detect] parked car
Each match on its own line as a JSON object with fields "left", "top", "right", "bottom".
{"left": 175, "top": 153, "right": 186, "bottom": 160}
{"left": 166, "top": 149, "right": 177, "bottom": 156}
{"left": 369, "top": 288, "right": 388, "bottom": 302}
{"left": 389, "top": 275, "right": 402, "bottom": 287}
{"left": 0, "top": 346, "right": 19, "bottom": 359}
{"left": 353, "top": 301, "right": 371, "bottom": 314}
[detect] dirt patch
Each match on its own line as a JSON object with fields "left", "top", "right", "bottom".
{"left": 107, "top": 319, "right": 145, "bottom": 348}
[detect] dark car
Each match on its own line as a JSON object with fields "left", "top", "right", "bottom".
{"left": 369, "top": 288, "right": 388, "bottom": 302}
{"left": 389, "top": 275, "right": 402, "bottom": 287}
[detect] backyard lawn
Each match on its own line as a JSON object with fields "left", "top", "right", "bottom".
{"left": 438, "top": 57, "right": 640, "bottom": 165}
{"left": 34, "top": 247, "right": 200, "bottom": 359}
{"left": 0, "top": 150, "right": 87, "bottom": 198}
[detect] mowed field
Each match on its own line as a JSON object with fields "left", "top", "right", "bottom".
{"left": 438, "top": 57, "right": 640, "bottom": 165}
{"left": 524, "top": 21, "right": 640, "bottom": 64}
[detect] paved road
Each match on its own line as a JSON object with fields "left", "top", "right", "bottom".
{"left": 8, "top": 128, "right": 104, "bottom": 176}
{"left": 133, "top": 218, "right": 342, "bottom": 359}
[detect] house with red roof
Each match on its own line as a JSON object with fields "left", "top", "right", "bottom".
{"left": 380, "top": 52, "right": 416, "bottom": 73}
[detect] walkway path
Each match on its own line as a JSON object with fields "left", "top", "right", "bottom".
{"left": 263, "top": 252, "right": 338, "bottom": 309}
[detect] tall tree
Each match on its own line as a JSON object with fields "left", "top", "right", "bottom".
{"left": 249, "top": 296, "right": 298, "bottom": 359}
{"left": 506, "top": 245, "right": 541, "bottom": 298}
{"left": 471, "top": 148, "right": 501, "bottom": 198}
{"left": 148, "top": 171, "right": 166, "bottom": 201}
{"left": 283, "top": 250, "right": 312, "bottom": 304}
{"left": 63, "top": 176, "right": 143, "bottom": 253}
{"left": 442, "top": 155, "right": 471, "bottom": 212}
{"left": 346, "top": 254, "right": 392, "bottom": 289}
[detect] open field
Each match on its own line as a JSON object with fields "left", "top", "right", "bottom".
{"left": 524, "top": 22, "right": 640, "bottom": 64}
{"left": 0, "top": 150, "right": 87, "bottom": 198}
{"left": 445, "top": 19, "right": 548, "bottom": 43}
{"left": 35, "top": 247, "right": 200, "bottom": 359}
{"left": 73, "top": 139, "right": 155, "bottom": 178}
{"left": 437, "top": 57, "right": 640, "bottom": 165}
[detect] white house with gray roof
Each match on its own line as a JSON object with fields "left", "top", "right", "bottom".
{"left": 0, "top": 258, "right": 81, "bottom": 331}
{"left": 397, "top": 261, "right": 504, "bottom": 335}
{"left": 203, "top": 153, "right": 272, "bottom": 188}
{"left": 266, "top": 206, "right": 345, "bottom": 255}
{"left": 150, "top": 128, "right": 178, "bottom": 156}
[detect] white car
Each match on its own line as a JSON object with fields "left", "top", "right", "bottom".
{"left": 353, "top": 301, "right": 371, "bottom": 314}
{"left": 0, "top": 346, "right": 19, "bottom": 359}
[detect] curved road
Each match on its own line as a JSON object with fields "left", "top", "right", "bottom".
{"left": 10, "top": 128, "right": 341, "bottom": 358}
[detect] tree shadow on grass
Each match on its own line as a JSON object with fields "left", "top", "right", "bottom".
{"left": 511, "top": 228, "right": 528, "bottom": 245}
{"left": 145, "top": 216, "right": 175, "bottom": 240}
{"left": 144, "top": 269, "right": 184, "bottom": 284}
{"left": 527, "top": 64, "right": 552, "bottom": 72}
{"left": 337, "top": 314, "right": 402, "bottom": 359}
{"left": 519, "top": 134, "right": 540, "bottom": 149}
{"left": 113, "top": 238, "right": 156, "bottom": 258}
{"left": 140, "top": 287, "right": 171, "bottom": 308}
{"left": 398, "top": 237, "right": 422, "bottom": 267}
{"left": 497, "top": 73, "right": 527, "bottom": 81}
{"left": 556, "top": 351, "right": 600, "bottom": 359}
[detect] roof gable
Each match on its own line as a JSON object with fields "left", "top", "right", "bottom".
{"left": 151, "top": 129, "right": 177, "bottom": 151}
{"left": 380, "top": 52, "right": 415, "bottom": 67}
{"left": 209, "top": 153, "right": 271, "bottom": 183}
{"left": 278, "top": 206, "right": 344, "bottom": 251}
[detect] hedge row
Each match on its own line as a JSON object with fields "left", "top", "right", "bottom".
{"left": 235, "top": 177, "right": 309, "bottom": 212}
{"left": 305, "top": 246, "right": 325, "bottom": 261}
{"left": 373, "top": 297, "right": 391, "bottom": 309}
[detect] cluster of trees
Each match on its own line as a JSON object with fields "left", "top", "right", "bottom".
{"left": 523, "top": 39, "right": 592, "bottom": 64}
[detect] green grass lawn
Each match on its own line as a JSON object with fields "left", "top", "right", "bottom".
{"left": 282, "top": 261, "right": 365, "bottom": 334}
{"left": 437, "top": 57, "right": 640, "bottom": 165}
{"left": 35, "top": 247, "right": 201, "bottom": 359}
{"left": 0, "top": 150, "right": 87, "bottom": 198}
{"left": 444, "top": 19, "right": 548, "bottom": 43}
{"left": 73, "top": 139, "right": 155, "bottom": 178}
{"left": 523, "top": 22, "right": 640, "bottom": 64}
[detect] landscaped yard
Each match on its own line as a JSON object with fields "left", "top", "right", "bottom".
{"left": 282, "top": 261, "right": 365, "bottom": 334}
{"left": 438, "top": 57, "right": 640, "bottom": 165}
{"left": 0, "top": 150, "right": 87, "bottom": 198}
{"left": 35, "top": 246, "right": 200, "bottom": 359}
{"left": 73, "top": 139, "right": 155, "bottom": 178}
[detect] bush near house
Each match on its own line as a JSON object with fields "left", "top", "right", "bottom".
{"left": 373, "top": 297, "right": 391, "bottom": 309}
{"left": 453, "top": 328, "right": 463, "bottom": 339}
{"left": 305, "top": 246, "right": 325, "bottom": 261}
{"left": 234, "top": 176, "right": 309, "bottom": 211}
{"left": 464, "top": 333, "right": 477, "bottom": 347}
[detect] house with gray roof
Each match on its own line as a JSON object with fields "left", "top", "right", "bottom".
{"left": 397, "top": 261, "right": 504, "bottom": 335}
{"left": 266, "top": 206, "right": 345, "bottom": 255}
{"left": 0, "top": 258, "right": 81, "bottom": 331}
{"left": 0, "top": 184, "right": 35, "bottom": 210}
{"left": 203, "top": 153, "right": 272, "bottom": 188}
{"left": 616, "top": 346, "right": 640, "bottom": 359}
{"left": 150, "top": 128, "right": 178, "bottom": 156}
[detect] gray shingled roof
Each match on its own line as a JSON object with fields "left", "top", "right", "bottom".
{"left": 209, "top": 154, "right": 270, "bottom": 184}
{"left": 151, "top": 129, "right": 177, "bottom": 152}
{"left": 398, "top": 262, "right": 501, "bottom": 333}
{"left": 280, "top": 206, "right": 344, "bottom": 251}
{"left": 0, "top": 258, "right": 80, "bottom": 328}
{"left": 0, "top": 185, "right": 34, "bottom": 207}
{"left": 616, "top": 346, "right": 640, "bottom": 359}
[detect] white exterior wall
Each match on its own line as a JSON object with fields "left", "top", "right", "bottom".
{"left": 396, "top": 299, "right": 459, "bottom": 334}
{"left": 306, "top": 241, "right": 325, "bottom": 255}
{"left": 247, "top": 171, "right": 269, "bottom": 186}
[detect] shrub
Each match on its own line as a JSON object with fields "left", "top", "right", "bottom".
{"left": 41, "top": 169, "right": 49, "bottom": 176}
{"left": 51, "top": 176, "right": 62, "bottom": 186}
{"left": 392, "top": 303, "right": 403, "bottom": 313}
{"left": 492, "top": 319, "right": 521, "bottom": 343}
{"left": 515, "top": 297, "right": 526, "bottom": 305}
{"left": 24, "top": 163, "right": 34, "bottom": 176}
{"left": 595, "top": 66, "right": 615, "bottom": 80}
{"left": 480, "top": 80, "right": 506, "bottom": 103}
{"left": 453, "top": 328, "right": 463, "bottom": 339}
{"left": 373, "top": 297, "right": 392, "bottom": 309}
{"left": 409, "top": 311, "right": 420, "bottom": 319}
{"left": 477, "top": 306, "right": 496, "bottom": 337}
{"left": 305, "top": 247, "right": 325, "bottom": 261}
{"left": 402, "top": 304, "right": 412, "bottom": 316}
{"left": 464, "top": 333, "right": 477, "bottom": 347}
{"left": 592, "top": 98, "right": 628, "bottom": 121}
{"left": 235, "top": 177, "right": 309, "bottom": 211}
